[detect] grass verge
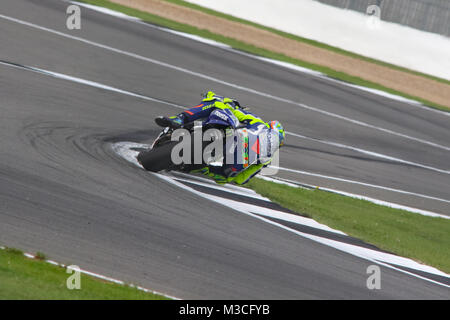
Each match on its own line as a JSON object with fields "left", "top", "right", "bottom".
{"left": 0, "top": 248, "right": 170, "bottom": 299}
{"left": 246, "top": 178, "right": 450, "bottom": 274}
{"left": 81, "top": 0, "right": 450, "bottom": 112}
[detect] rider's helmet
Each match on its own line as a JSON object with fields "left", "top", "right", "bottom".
{"left": 270, "top": 120, "right": 285, "bottom": 146}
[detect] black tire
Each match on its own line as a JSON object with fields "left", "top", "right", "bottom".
{"left": 137, "top": 141, "right": 179, "bottom": 172}
{"left": 138, "top": 129, "right": 220, "bottom": 172}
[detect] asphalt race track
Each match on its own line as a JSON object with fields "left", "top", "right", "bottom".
{"left": 0, "top": 0, "right": 449, "bottom": 299}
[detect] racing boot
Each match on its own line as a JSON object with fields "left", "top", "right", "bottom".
{"left": 155, "top": 114, "right": 186, "bottom": 128}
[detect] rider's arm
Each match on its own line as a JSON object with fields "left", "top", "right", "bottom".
{"left": 229, "top": 108, "right": 269, "bottom": 127}
{"left": 181, "top": 91, "right": 268, "bottom": 126}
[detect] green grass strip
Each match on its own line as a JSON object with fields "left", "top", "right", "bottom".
{"left": 246, "top": 178, "right": 450, "bottom": 273}
{"left": 81, "top": 0, "right": 450, "bottom": 112}
{"left": 0, "top": 248, "right": 170, "bottom": 299}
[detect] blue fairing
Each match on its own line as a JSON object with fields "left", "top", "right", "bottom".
{"left": 205, "top": 109, "right": 238, "bottom": 128}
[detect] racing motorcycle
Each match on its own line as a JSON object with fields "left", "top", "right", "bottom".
{"left": 137, "top": 108, "right": 254, "bottom": 173}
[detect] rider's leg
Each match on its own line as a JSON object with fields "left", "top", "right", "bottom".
{"left": 155, "top": 100, "right": 217, "bottom": 128}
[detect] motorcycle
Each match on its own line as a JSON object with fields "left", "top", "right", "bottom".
{"left": 137, "top": 108, "right": 254, "bottom": 173}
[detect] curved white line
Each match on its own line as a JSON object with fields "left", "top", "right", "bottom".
{"left": 113, "top": 143, "right": 450, "bottom": 286}
{"left": 3, "top": 59, "right": 448, "bottom": 178}
{"left": 286, "top": 131, "right": 450, "bottom": 175}
{"left": 154, "top": 174, "right": 450, "bottom": 288}
{"left": 0, "top": 61, "right": 185, "bottom": 110}
{"left": 0, "top": 13, "right": 449, "bottom": 152}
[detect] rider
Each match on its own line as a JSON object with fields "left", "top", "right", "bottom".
{"left": 155, "top": 91, "right": 285, "bottom": 185}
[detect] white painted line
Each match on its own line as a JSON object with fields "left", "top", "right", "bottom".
{"left": 153, "top": 173, "right": 450, "bottom": 287}
{"left": 251, "top": 55, "right": 450, "bottom": 117}
{"left": 5, "top": 60, "right": 449, "bottom": 215}
{"left": 113, "top": 142, "right": 450, "bottom": 285}
{"left": 0, "top": 61, "right": 186, "bottom": 110}
{"left": 286, "top": 131, "right": 450, "bottom": 175}
{"left": 112, "top": 142, "right": 268, "bottom": 200}
{"left": 275, "top": 166, "right": 450, "bottom": 205}
{"left": 155, "top": 173, "right": 346, "bottom": 234}
{"left": 3, "top": 30, "right": 447, "bottom": 213}
{"left": 7, "top": 56, "right": 446, "bottom": 179}
{"left": 1, "top": 13, "right": 449, "bottom": 152}
{"left": 297, "top": 231, "right": 450, "bottom": 288}
{"left": 113, "top": 142, "right": 342, "bottom": 232}
{"left": 321, "top": 187, "right": 450, "bottom": 219}
{"left": 111, "top": 141, "right": 149, "bottom": 167}
{"left": 4, "top": 2, "right": 447, "bottom": 292}
{"left": 6, "top": 54, "right": 449, "bottom": 178}
{"left": 70, "top": 1, "right": 233, "bottom": 49}
{"left": 5, "top": 56, "right": 448, "bottom": 178}
{"left": 257, "top": 175, "right": 306, "bottom": 188}
{"left": 0, "top": 246, "right": 178, "bottom": 299}
{"left": 113, "top": 140, "right": 450, "bottom": 220}
{"left": 259, "top": 175, "right": 449, "bottom": 219}
{"left": 8, "top": 57, "right": 449, "bottom": 179}
{"left": 170, "top": 174, "right": 272, "bottom": 201}
{"left": 70, "top": 0, "right": 450, "bottom": 118}
{"left": 69, "top": 1, "right": 141, "bottom": 21}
